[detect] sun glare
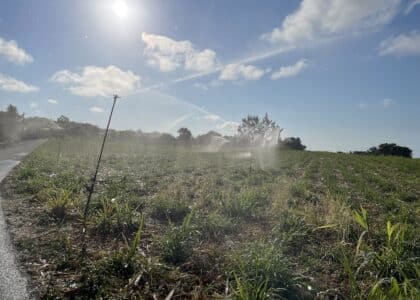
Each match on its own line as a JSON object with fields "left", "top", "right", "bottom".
{"left": 113, "top": 0, "right": 129, "bottom": 18}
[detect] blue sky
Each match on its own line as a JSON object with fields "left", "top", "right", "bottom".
{"left": 1, "top": 0, "right": 420, "bottom": 156}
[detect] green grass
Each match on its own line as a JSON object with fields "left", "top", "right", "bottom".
{"left": 2, "top": 136, "right": 419, "bottom": 299}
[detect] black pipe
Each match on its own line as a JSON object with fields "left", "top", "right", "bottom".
{"left": 80, "top": 95, "right": 119, "bottom": 257}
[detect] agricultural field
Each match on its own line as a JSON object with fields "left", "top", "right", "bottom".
{"left": 1, "top": 137, "right": 419, "bottom": 299}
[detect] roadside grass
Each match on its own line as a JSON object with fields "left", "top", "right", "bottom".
{"left": 0, "top": 136, "right": 418, "bottom": 299}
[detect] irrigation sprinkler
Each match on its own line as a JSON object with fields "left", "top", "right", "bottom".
{"left": 80, "top": 94, "right": 120, "bottom": 257}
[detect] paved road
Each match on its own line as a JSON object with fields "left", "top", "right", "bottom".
{"left": 0, "top": 139, "right": 46, "bottom": 300}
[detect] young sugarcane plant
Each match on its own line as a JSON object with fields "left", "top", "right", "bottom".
{"left": 80, "top": 94, "right": 120, "bottom": 258}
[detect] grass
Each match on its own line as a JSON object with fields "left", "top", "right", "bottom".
{"left": 0, "top": 136, "right": 418, "bottom": 299}
{"left": 231, "top": 239, "right": 308, "bottom": 299}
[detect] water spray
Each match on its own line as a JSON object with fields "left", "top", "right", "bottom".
{"left": 80, "top": 94, "right": 120, "bottom": 257}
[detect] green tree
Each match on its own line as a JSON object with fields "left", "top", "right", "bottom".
{"left": 279, "top": 137, "right": 306, "bottom": 150}
{"left": 0, "top": 105, "right": 24, "bottom": 142}
{"left": 177, "top": 127, "right": 193, "bottom": 144}
{"left": 237, "top": 113, "right": 282, "bottom": 146}
{"left": 368, "top": 143, "right": 412, "bottom": 158}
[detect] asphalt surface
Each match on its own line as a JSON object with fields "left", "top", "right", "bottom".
{"left": 0, "top": 139, "right": 46, "bottom": 300}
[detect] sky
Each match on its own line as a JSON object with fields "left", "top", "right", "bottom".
{"left": 1, "top": 0, "right": 420, "bottom": 156}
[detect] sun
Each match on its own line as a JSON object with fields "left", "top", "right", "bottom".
{"left": 113, "top": 0, "right": 129, "bottom": 18}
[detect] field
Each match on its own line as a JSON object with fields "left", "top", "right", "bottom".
{"left": 1, "top": 137, "right": 419, "bottom": 299}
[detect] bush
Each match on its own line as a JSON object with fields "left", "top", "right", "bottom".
{"left": 368, "top": 143, "right": 412, "bottom": 158}
{"left": 279, "top": 137, "right": 306, "bottom": 150}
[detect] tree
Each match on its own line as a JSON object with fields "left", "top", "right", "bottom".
{"left": 177, "top": 127, "right": 193, "bottom": 144}
{"left": 0, "top": 105, "right": 23, "bottom": 142}
{"left": 160, "top": 133, "right": 176, "bottom": 144}
{"left": 57, "top": 115, "right": 70, "bottom": 127}
{"left": 279, "top": 137, "right": 306, "bottom": 150}
{"left": 7, "top": 104, "right": 18, "bottom": 115}
{"left": 368, "top": 143, "right": 412, "bottom": 158}
{"left": 237, "top": 113, "right": 282, "bottom": 146}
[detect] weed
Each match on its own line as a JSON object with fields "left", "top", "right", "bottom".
{"left": 272, "top": 211, "right": 310, "bottom": 251}
{"left": 231, "top": 240, "right": 308, "bottom": 299}
{"left": 341, "top": 208, "right": 420, "bottom": 299}
{"left": 150, "top": 191, "right": 191, "bottom": 223}
{"left": 223, "top": 188, "right": 269, "bottom": 220}
{"left": 45, "top": 188, "right": 73, "bottom": 221}
{"left": 197, "top": 212, "right": 235, "bottom": 242}
{"left": 157, "top": 212, "right": 197, "bottom": 265}
{"left": 92, "top": 198, "right": 140, "bottom": 235}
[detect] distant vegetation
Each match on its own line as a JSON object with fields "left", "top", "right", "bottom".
{"left": 368, "top": 143, "right": 413, "bottom": 158}
{"left": 353, "top": 143, "right": 413, "bottom": 158}
{"left": 0, "top": 105, "right": 59, "bottom": 143}
{"left": 1, "top": 106, "right": 309, "bottom": 151}
{"left": 0, "top": 105, "right": 24, "bottom": 142}
{"left": 2, "top": 105, "right": 416, "bottom": 159}
{"left": 279, "top": 137, "right": 306, "bottom": 150}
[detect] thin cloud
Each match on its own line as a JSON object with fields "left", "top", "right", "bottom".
{"left": 261, "top": 0, "right": 402, "bottom": 45}
{"left": 163, "top": 112, "right": 196, "bottom": 132}
{"left": 141, "top": 33, "right": 219, "bottom": 73}
{"left": 193, "top": 82, "right": 209, "bottom": 90}
{"left": 383, "top": 98, "right": 393, "bottom": 108}
{"left": 0, "top": 73, "right": 39, "bottom": 93}
{"left": 404, "top": 0, "right": 420, "bottom": 14}
{"left": 132, "top": 39, "right": 298, "bottom": 93}
{"left": 204, "top": 114, "right": 221, "bottom": 121}
{"left": 0, "top": 37, "right": 33, "bottom": 64}
{"left": 358, "top": 102, "right": 368, "bottom": 110}
{"left": 379, "top": 31, "right": 420, "bottom": 56}
{"left": 47, "top": 99, "right": 58, "bottom": 104}
{"left": 271, "top": 59, "right": 308, "bottom": 79}
{"left": 90, "top": 106, "right": 104, "bottom": 113}
{"left": 151, "top": 90, "right": 238, "bottom": 135}
{"left": 172, "top": 45, "right": 294, "bottom": 84}
{"left": 220, "top": 63, "right": 267, "bottom": 81}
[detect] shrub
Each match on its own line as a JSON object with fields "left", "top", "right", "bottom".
{"left": 368, "top": 143, "right": 412, "bottom": 158}
{"left": 279, "top": 137, "right": 306, "bottom": 150}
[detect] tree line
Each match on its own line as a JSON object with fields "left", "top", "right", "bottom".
{"left": 0, "top": 105, "right": 412, "bottom": 157}
{"left": 352, "top": 143, "right": 413, "bottom": 158}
